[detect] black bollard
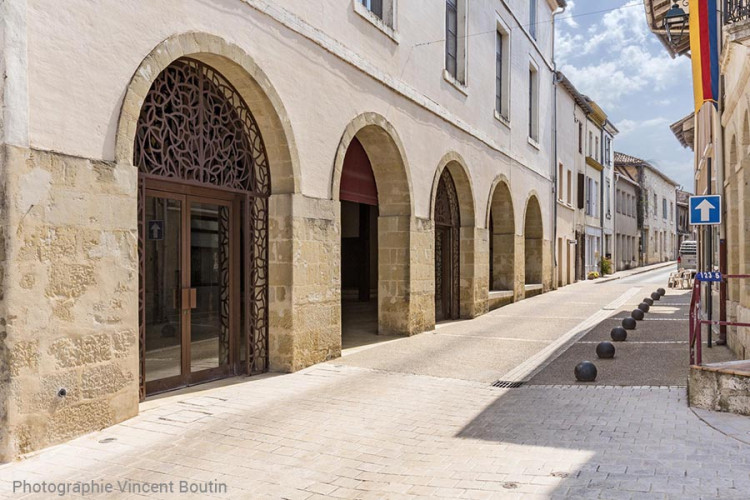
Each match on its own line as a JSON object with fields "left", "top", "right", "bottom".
{"left": 643, "top": 297, "right": 654, "bottom": 306}
{"left": 631, "top": 309, "right": 645, "bottom": 321}
{"left": 611, "top": 326, "right": 628, "bottom": 341}
{"left": 651, "top": 292, "right": 661, "bottom": 301}
{"left": 638, "top": 302, "right": 650, "bottom": 313}
{"left": 657, "top": 288, "right": 666, "bottom": 296}
{"left": 574, "top": 361, "right": 597, "bottom": 382}
{"left": 596, "top": 341, "right": 616, "bottom": 359}
{"left": 622, "top": 317, "right": 637, "bottom": 330}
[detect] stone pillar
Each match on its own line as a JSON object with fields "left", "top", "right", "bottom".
{"left": 0, "top": 145, "right": 139, "bottom": 462}
{"left": 378, "top": 215, "right": 434, "bottom": 335}
{"left": 513, "top": 233, "right": 525, "bottom": 300}
{"left": 542, "top": 239, "right": 553, "bottom": 291}
{"left": 459, "top": 226, "right": 489, "bottom": 318}
{"left": 268, "top": 193, "right": 341, "bottom": 372}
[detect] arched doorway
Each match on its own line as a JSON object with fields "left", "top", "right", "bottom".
{"left": 339, "top": 137, "right": 379, "bottom": 346}
{"left": 434, "top": 169, "right": 460, "bottom": 321}
{"left": 135, "top": 58, "right": 269, "bottom": 396}
{"left": 524, "top": 195, "right": 543, "bottom": 286}
{"left": 488, "top": 180, "right": 515, "bottom": 291}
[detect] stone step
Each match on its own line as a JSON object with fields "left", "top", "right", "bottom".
{"left": 688, "top": 360, "right": 750, "bottom": 415}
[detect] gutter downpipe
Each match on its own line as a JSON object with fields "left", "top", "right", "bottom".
{"left": 552, "top": 3, "right": 566, "bottom": 289}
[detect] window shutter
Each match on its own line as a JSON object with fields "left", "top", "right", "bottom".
{"left": 577, "top": 173, "right": 585, "bottom": 209}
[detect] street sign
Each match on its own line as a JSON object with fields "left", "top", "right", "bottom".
{"left": 696, "top": 271, "right": 722, "bottom": 282}
{"left": 689, "top": 195, "right": 721, "bottom": 225}
{"left": 148, "top": 220, "right": 164, "bottom": 240}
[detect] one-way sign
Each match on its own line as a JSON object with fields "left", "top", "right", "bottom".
{"left": 689, "top": 195, "right": 721, "bottom": 225}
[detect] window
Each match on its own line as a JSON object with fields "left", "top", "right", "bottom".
{"left": 558, "top": 164, "right": 564, "bottom": 200}
{"left": 360, "top": 0, "right": 383, "bottom": 19}
{"left": 662, "top": 197, "right": 667, "bottom": 219}
{"left": 585, "top": 177, "right": 592, "bottom": 215}
{"left": 445, "top": 0, "right": 466, "bottom": 84}
{"left": 670, "top": 202, "right": 674, "bottom": 221}
{"left": 653, "top": 193, "right": 657, "bottom": 217}
{"left": 605, "top": 137, "right": 611, "bottom": 165}
{"left": 595, "top": 137, "right": 599, "bottom": 162}
{"left": 528, "top": 64, "right": 539, "bottom": 141}
{"left": 567, "top": 170, "right": 572, "bottom": 204}
{"left": 578, "top": 122, "right": 583, "bottom": 154}
{"left": 616, "top": 190, "right": 621, "bottom": 214}
{"left": 594, "top": 180, "right": 599, "bottom": 217}
{"left": 606, "top": 179, "right": 610, "bottom": 215}
{"left": 495, "top": 25, "right": 510, "bottom": 118}
{"left": 529, "top": 0, "right": 537, "bottom": 39}
{"left": 577, "top": 173, "right": 585, "bottom": 209}
{"left": 588, "top": 131, "right": 593, "bottom": 157}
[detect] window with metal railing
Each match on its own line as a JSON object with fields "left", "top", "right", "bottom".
{"left": 725, "top": 0, "right": 750, "bottom": 24}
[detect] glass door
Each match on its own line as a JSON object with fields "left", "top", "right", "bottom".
{"left": 144, "top": 188, "right": 237, "bottom": 394}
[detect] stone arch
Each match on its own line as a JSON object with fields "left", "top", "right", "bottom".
{"left": 430, "top": 152, "right": 476, "bottom": 227}
{"left": 430, "top": 153, "right": 480, "bottom": 318}
{"left": 332, "top": 112, "right": 413, "bottom": 217}
{"left": 120, "top": 33, "right": 303, "bottom": 375}
{"left": 487, "top": 175, "right": 515, "bottom": 291}
{"left": 332, "top": 113, "right": 415, "bottom": 335}
{"left": 116, "top": 32, "right": 300, "bottom": 194}
{"left": 523, "top": 193, "right": 544, "bottom": 285}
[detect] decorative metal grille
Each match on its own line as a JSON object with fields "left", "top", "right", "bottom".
{"left": 135, "top": 58, "right": 270, "bottom": 396}
{"left": 725, "top": 0, "right": 750, "bottom": 24}
{"left": 434, "top": 169, "right": 460, "bottom": 320}
{"left": 137, "top": 176, "right": 146, "bottom": 400}
{"left": 218, "top": 205, "right": 230, "bottom": 366}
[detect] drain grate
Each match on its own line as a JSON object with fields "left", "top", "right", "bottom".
{"left": 491, "top": 380, "right": 525, "bottom": 388}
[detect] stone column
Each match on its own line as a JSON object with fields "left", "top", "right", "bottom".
{"left": 268, "top": 193, "right": 341, "bottom": 372}
{"left": 459, "top": 226, "right": 489, "bottom": 318}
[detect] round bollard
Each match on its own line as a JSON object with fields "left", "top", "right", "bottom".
{"left": 631, "top": 309, "right": 645, "bottom": 321}
{"left": 622, "top": 317, "right": 637, "bottom": 330}
{"left": 596, "top": 341, "right": 615, "bottom": 359}
{"left": 643, "top": 297, "right": 654, "bottom": 306}
{"left": 574, "top": 361, "right": 597, "bottom": 382}
{"left": 651, "top": 292, "right": 661, "bottom": 301}
{"left": 611, "top": 326, "right": 628, "bottom": 341}
{"left": 657, "top": 288, "right": 666, "bottom": 296}
{"left": 638, "top": 302, "right": 650, "bottom": 313}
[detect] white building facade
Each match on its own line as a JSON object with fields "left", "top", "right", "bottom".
{"left": 0, "top": 0, "right": 566, "bottom": 460}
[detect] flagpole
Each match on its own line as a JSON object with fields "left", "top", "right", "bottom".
{"left": 714, "top": 1, "right": 727, "bottom": 345}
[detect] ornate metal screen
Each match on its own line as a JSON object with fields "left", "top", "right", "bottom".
{"left": 134, "top": 58, "right": 270, "bottom": 398}
{"left": 434, "top": 169, "right": 460, "bottom": 320}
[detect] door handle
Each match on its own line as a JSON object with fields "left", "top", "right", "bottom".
{"left": 182, "top": 288, "right": 197, "bottom": 310}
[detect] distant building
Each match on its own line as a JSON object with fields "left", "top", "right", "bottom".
{"left": 614, "top": 153, "right": 679, "bottom": 265}
{"left": 676, "top": 189, "right": 694, "bottom": 248}
{"left": 614, "top": 171, "right": 640, "bottom": 271}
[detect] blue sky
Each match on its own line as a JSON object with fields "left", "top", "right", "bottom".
{"left": 555, "top": 0, "right": 695, "bottom": 191}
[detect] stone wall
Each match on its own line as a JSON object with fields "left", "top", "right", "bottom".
{"left": 0, "top": 145, "right": 139, "bottom": 462}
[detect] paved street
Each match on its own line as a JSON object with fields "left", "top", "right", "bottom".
{"left": 2, "top": 265, "right": 750, "bottom": 499}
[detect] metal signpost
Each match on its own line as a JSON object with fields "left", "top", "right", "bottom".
{"left": 689, "top": 194, "right": 721, "bottom": 347}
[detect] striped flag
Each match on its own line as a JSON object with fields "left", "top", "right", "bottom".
{"left": 689, "top": 0, "right": 719, "bottom": 111}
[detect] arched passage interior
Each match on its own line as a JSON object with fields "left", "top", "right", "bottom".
{"left": 339, "top": 137, "right": 379, "bottom": 346}
{"left": 489, "top": 181, "right": 515, "bottom": 291}
{"left": 524, "top": 196, "right": 543, "bottom": 286}
{"left": 335, "top": 118, "right": 413, "bottom": 345}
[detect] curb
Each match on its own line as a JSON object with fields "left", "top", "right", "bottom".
{"left": 595, "top": 261, "right": 676, "bottom": 284}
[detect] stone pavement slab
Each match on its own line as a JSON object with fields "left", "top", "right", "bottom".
{"left": 1, "top": 266, "right": 749, "bottom": 499}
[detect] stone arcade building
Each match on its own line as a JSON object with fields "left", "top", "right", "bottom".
{"left": 0, "top": 0, "right": 565, "bottom": 460}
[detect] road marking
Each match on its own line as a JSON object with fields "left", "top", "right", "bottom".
{"left": 498, "top": 287, "right": 642, "bottom": 383}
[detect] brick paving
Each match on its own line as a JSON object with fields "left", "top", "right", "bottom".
{"left": 1, "top": 268, "right": 749, "bottom": 499}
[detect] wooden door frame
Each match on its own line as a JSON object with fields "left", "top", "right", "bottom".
{"left": 143, "top": 178, "right": 242, "bottom": 395}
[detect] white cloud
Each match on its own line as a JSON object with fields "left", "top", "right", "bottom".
{"left": 562, "top": 0, "right": 579, "bottom": 28}
{"left": 615, "top": 117, "right": 670, "bottom": 138}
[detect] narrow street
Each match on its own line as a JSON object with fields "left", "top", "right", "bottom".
{"left": 1, "top": 265, "right": 748, "bottom": 499}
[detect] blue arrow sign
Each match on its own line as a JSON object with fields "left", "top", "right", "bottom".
{"left": 689, "top": 195, "right": 721, "bottom": 225}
